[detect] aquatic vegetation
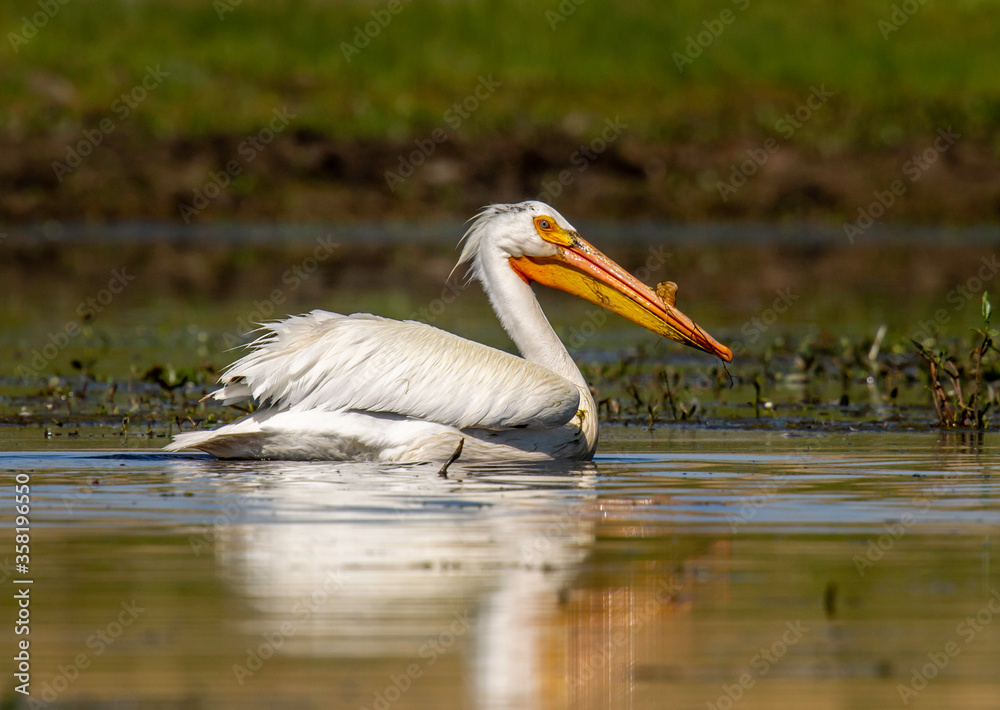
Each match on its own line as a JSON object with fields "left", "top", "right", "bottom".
{"left": 913, "top": 293, "right": 999, "bottom": 429}
{"left": 4, "top": 239, "right": 1000, "bottom": 443}
{"left": 0, "top": 326, "right": 991, "bottom": 451}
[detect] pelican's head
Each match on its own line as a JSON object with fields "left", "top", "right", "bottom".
{"left": 458, "top": 201, "right": 732, "bottom": 362}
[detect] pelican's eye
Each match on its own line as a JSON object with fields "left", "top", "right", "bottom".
{"left": 534, "top": 215, "right": 574, "bottom": 246}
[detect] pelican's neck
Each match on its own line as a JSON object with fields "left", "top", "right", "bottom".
{"left": 479, "top": 254, "right": 588, "bottom": 390}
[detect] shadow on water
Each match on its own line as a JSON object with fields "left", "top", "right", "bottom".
{"left": 2, "top": 430, "right": 999, "bottom": 709}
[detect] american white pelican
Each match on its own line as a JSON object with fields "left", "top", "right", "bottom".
{"left": 166, "top": 201, "right": 731, "bottom": 461}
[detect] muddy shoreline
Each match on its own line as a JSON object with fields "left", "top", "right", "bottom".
{"left": 4, "top": 128, "right": 998, "bottom": 225}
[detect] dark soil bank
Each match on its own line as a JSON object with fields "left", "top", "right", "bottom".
{"left": 4, "top": 127, "right": 999, "bottom": 225}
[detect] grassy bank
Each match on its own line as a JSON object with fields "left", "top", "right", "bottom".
{"left": 4, "top": 0, "right": 1000, "bottom": 142}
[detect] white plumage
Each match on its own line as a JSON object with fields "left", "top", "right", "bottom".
{"left": 167, "top": 201, "right": 730, "bottom": 462}
{"left": 211, "top": 312, "right": 579, "bottom": 429}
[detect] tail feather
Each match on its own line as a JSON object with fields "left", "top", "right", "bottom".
{"left": 164, "top": 429, "right": 229, "bottom": 452}
{"left": 165, "top": 418, "right": 265, "bottom": 457}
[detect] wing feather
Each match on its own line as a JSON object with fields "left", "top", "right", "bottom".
{"left": 211, "top": 310, "right": 580, "bottom": 430}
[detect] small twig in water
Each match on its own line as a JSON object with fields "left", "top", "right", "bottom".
{"left": 438, "top": 438, "right": 463, "bottom": 477}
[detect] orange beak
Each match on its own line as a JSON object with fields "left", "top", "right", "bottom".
{"left": 510, "top": 233, "right": 732, "bottom": 362}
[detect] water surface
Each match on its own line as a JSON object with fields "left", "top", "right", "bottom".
{"left": 2, "top": 429, "right": 998, "bottom": 709}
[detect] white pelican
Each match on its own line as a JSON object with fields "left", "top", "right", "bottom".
{"left": 166, "top": 201, "right": 731, "bottom": 462}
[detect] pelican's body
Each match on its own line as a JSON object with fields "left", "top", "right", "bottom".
{"left": 167, "top": 202, "right": 730, "bottom": 462}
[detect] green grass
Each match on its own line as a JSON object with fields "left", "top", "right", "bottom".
{"left": 2, "top": 0, "right": 999, "bottom": 144}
